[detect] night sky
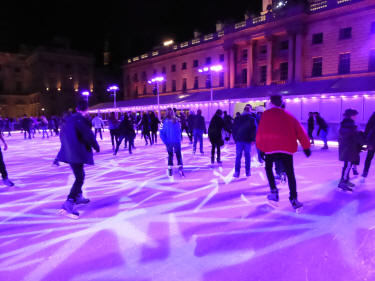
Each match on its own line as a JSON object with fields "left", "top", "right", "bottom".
{"left": 0, "top": 1, "right": 261, "bottom": 66}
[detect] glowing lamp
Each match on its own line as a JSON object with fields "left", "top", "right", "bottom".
{"left": 163, "top": 40, "right": 174, "bottom": 47}
{"left": 81, "top": 91, "right": 90, "bottom": 96}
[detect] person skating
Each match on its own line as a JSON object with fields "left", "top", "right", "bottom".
{"left": 338, "top": 109, "right": 364, "bottom": 191}
{"left": 192, "top": 109, "right": 206, "bottom": 155}
{"left": 21, "top": 114, "right": 32, "bottom": 139}
{"left": 114, "top": 114, "right": 136, "bottom": 155}
{"left": 0, "top": 133, "right": 14, "bottom": 187}
{"left": 187, "top": 110, "right": 195, "bottom": 144}
{"left": 140, "top": 112, "right": 152, "bottom": 145}
{"left": 179, "top": 112, "right": 192, "bottom": 142}
{"left": 160, "top": 108, "right": 184, "bottom": 176}
{"left": 40, "top": 116, "right": 49, "bottom": 139}
{"left": 92, "top": 114, "right": 104, "bottom": 140}
{"left": 108, "top": 113, "right": 119, "bottom": 151}
{"left": 208, "top": 109, "right": 225, "bottom": 164}
{"left": 150, "top": 111, "right": 160, "bottom": 144}
{"left": 56, "top": 100, "right": 100, "bottom": 219}
{"left": 307, "top": 112, "right": 315, "bottom": 144}
{"left": 362, "top": 112, "right": 375, "bottom": 181}
{"left": 314, "top": 112, "right": 329, "bottom": 149}
{"left": 232, "top": 104, "right": 257, "bottom": 178}
{"left": 256, "top": 95, "right": 311, "bottom": 211}
{"left": 223, "top": 111, "right": 233, "bottom": 142}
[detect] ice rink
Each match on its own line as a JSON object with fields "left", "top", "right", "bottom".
{"left": 0, "top": 130, "right": 375, "bottom": 281}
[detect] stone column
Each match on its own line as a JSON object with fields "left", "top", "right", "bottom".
{"left": 288, "top": 31, "right": 295, "bottom": 83}
{"left": 224, "top": 49, "right": 230, "bottom": 89}
{"left": 229, "top": 47, "right": 236, "bottom": 88}
{"left": 266, "top": 35, "right": 273, "bottom": 85}
{"left": 295, "top": 32, "right": 303, "bottom": 82}
{"left": 247, "top": 39, "right": 254, "bottom": 87}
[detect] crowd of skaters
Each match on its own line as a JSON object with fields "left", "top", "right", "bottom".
{"left": 1, "top": 94, "right": 375, "bottom": 218}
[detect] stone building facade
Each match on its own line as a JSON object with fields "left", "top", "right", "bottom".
{"left": 122, "top": 0, "right": 375, "bottom": 100}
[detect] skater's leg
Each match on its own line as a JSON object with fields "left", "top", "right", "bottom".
{"left": 235, "top": 142, "right": 244, "bottom": 174}
{"left": 341, "top": 161, "right": 350, "bottom": 181}
{"left": 68, "top": 163, "right": 85, "bottom": 201}
{"left": 110, "top": 129, "right": 115, "bottom": 147}
{"left": 114, "top": 135, "right": 124, "bottom": 155}
{"left": 244, "top": 142, "right": 251, "bottom": 175}
{"left": 211, "top": 144, "right": 215, "bottom": 163}
{"left": 167, "top": 145, "right": 174, "bottom": 166}
{"left": 193, "top": 130, "right": 198, "bottom": 153}
{"left": 217, "top": 144, "right": 221, "bottom": 162}
{"left": 198, "top": 130, "right": 203, "bottom": 153}
{"left": 0, "top": 149, "right": 9, "bottom": 180}
{"left": 265, "top": 154, "right": 277, "bottom": 191}
{"left": 99, "top": 129, "right": 103, "bottom": 140}
{"left": 363, "top": 150, "right": 375, "bottom": 177}
{"left": 280, "top": 154, "right": 297, "bottom": 200}
{"left": 94, "top": 129, "right": 98, "bottom": 139}
{"left": 175, "top": 143, "right": 183, "bottom": 166}
{"left": 129, "top": 138, "right": 134, "bottom": 153}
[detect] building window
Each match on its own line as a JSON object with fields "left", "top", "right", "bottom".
{"left": 141, "top": 71, "right": 147, "bottom": 81}
{"left": 205, "top": 57, "right": 211, "bottom": 65}
{"left": 133, "top": 73, "right": 138, "bottom": 82}
{"left": 219, "top": 72, "right": 224, "bottom": 87}
{"left": 162, "top": 82, "right": 167, "bottom": 93}
{"left": 182, "top": 78, "right": 187, "bottom": 92}
{"left": 280, "top": 62, "right": 288, "bottom": 81}
{"left": 162, "top": 67, "right": 166, "bottom": 74}
{"left": 172, "top": 80, "right": 176, "bottom": 92}
{"left": 280, "top": 40, "right": 289, "bottom": 50}
{"left": 338, "top": 53, "right": 350, "bottom": 74}
{"left": 219, "top": 54, "right": 225, "bottom": 62}
{"left": 312, "top": 57, "right": 323, "bottom": 77}
{"left": 312, "top": 33, "right": 323, "bottom": 44}
{"left": 193, "top": 60, "right": 199, "bottom": 67}
{"left": 182, "top": 62, "right": 187, "bottom": 70}
{"left": 194, "top": 77, "right": 199, "bottom": 89}
{"left": 260, "top": 45, "right": 267, "bottom": 55}
{"left": 260, "top": 66, "right": 267, "bottom": 83}
{"left": 369, "top": 50, "right": 375, "bottom": 72}
{"left": 242, "top": 49, "right": 248, "bottom": 61}
{"left": 171, "top": 65, "right": 176, "bottom": 72}
{"left": 339, "top": 27, "right": 352, "bottom": 40}
{"left": 371, "top": 22, "right": 375, "bottom": 34}
{"left": 242, "top": 69, "right": 247, "bottom": 84}
{"left": 206, "top": 74, "right": 211, "bottom": 88}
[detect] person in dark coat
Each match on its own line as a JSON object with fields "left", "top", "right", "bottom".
{"left": 208, "top": 109, "right": 225, "bottom": 164}
{"left": 21, "top": 114, "right": 32, "bottom": 139}
{"left": 150, "top": 111, "right": 160, "bottom": 144}
{"left": 362, "top": 112, "right": 375, "bottom": 180}
{"left": 338, "top": 109, "right": 364, "bottom": 191}
{"left": 223, "top": 111, "right": 233, "bottom": 142}
{"left": 56, "top": 100, "right": 100, "bottom": 218}
{"left": 187, "top": 110, "right": 195, "bottom": 144}
{"left": 179, "top": 112, "right": 192, "bottom": 142}
{"left": 107, "top": 113, "right": 119, "bottom": 151}
{"left": 307, "top": 112, "right": 315, "bottom": 144}
{"left": 140, "top": 112, "right": 152, "bottom": 145}
{"left": 232, "top": 104, "right": 257, "bottom": 178}
{"left": 114, "top": 114, "right": 136, "bottom": 155}
{"left": 192, "top": 109, "right": 206, "bottom": 154}
{"left": 314, "top": 112, "right": 329, "bottom": 149}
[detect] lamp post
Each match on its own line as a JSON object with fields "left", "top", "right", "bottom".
{"left": 198, "top": 64, "right": 223, "bottom": 117}
{"left": 148, "top": 76, "right": 165, "bottom": 119}
{"left": 107, "top": 85, "right": 119, "bottom": 117}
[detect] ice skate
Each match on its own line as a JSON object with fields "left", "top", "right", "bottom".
{"left": 3, "top": 178, "right": 14, "bottom": 187}
{"left": 289, "top": 198, "right": 303, "bottom": 213}
{"left": 337, "top": 180, "right": 353, "bottom": 192}
{"left": 352, "top": 167, "right": 359, "bottom": 176}
{"left": 167, "top": 167, "right": 173, "bottom": 177}
{"left": 178, "top": 166, "right": 185, "bottom": 177}
{"left": 267, "top": 190, "right": 279, "bottom": 207}
{"left": 52, "top": 159, "right": 60, "bottom": 167}
{"left": 217, "top": 159, "right": 222, "bottom": 165}
{"left": 233, "top": 171, "right": 240, "bottom": 178}
{"left": 75, "top": 194, "right": 90, "bottom": 205}
{"left": 59, "top": 199, "right": 79, "bottom": 219}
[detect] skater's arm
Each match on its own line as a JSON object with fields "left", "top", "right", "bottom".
{"left": 76, "top": 119, "right": 99, "bottom": 151}
{"left": 295, "top": 118, "right": 311, "bottom": 150}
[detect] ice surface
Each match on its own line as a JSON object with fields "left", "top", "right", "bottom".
{"left": 0, "top": 131, "right": 374, "bottom": 281}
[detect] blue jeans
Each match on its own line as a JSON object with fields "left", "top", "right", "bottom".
{"left": 235, "top": 142, "right": 251, "bottom": 174}
{"left": 167, "top": 143, "right": 183, "bottom": 166}
{"left": 320, "top": 129, "right": 328, "bottom": 145}
{"left": 193, "top": 129, "right": 204, "bottom": 153}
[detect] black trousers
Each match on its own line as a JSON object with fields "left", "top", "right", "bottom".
{"left": 341, "top": 161, "right": 353, "bottom": 181}
{"left": 363, "top": 150, "right": 375, "bottom": 177}
{"left": 109, "top": 129, "right": 116, "bottom": 147}
{"left": 0, "top": 149, "right": 8, "bottom": 179}
{"left": 95, "top": 128, "right": 103, "bottom": 140}
{"left": 151, "top": 130, "right": 158, "bottom": 144}
{"left": 308, "top": 128, "right": 314, "bottom": 143}
{"left": 265, "top": 153, "right": 297, "bottom": 200}
{"left": 68, "top": 163, "right": 85, "bottom": 200}
{"left": 115, "top": 135, "right": 134, "bottom": 154}
{"left": 211, "top": 144, "right": 221, "bottom": 161}
{"left": 24, "top": 129, "right": 31, "bottom": 139}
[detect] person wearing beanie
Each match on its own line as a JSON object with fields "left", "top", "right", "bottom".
{"left": 56, "top": 99, "right": 100, "bottom": 219}
{"left": 338, "top": 109, "right": 364, "bottom": 191}
{"left": 256, "top": 95, "right": 311, "bottom": 210}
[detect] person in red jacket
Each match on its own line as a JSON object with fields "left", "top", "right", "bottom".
{"left": 256, "top": 95, "right": 311, "bottom": 210}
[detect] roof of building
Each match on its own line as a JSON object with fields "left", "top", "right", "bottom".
{"left": 89, "top": 75, "right": 375, "bottom": 110}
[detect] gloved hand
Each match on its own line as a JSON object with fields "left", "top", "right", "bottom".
{"left": 303, "top": 148, "right": 311, "bottom": 157}
{"left": 95, "top": 146, "right": 100, "bottom": 153}
{"left": 260, "top": 151, "right": 266, "bottom": 160}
